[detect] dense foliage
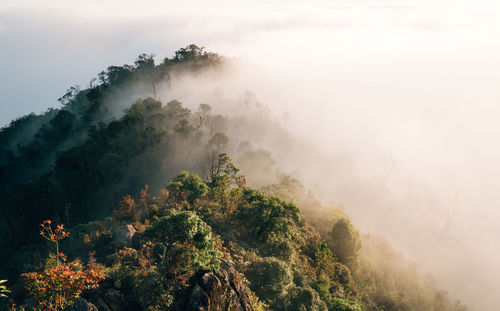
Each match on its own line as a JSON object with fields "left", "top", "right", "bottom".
{"left": 22, "top": 260, "right": 105, "bottom": 311}
{"left": 0, "top": 46, "right": 467, "bottom": 311}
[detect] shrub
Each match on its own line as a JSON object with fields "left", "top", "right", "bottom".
{"left": 143, "top": 211, "right": 220, "bottom": 272}
{"left": 248, "top": 290, "right": 269, "bottom": 311}
{"left": 328, "top": 219, "right": 361, "bottom": 267}
{"left": 21, "top": 221, "right": 105, "bottom": 310}
{"left": 313, "top": 241, "right": 354, "bottom": 298}
{"left": 22, "top": 260, "right": 105, "bottom": 311}
{"left": 166, "top": 171, "right": 208, "bottom": 204}
{"left": 245, "top": 257, "right": 293, "bottom": 303}
{"left": 330, "top": 298, "right": 364, "bottom": 311}
{"left": 239, "top": 189, "right": 300, "bottom": 243}
{"left": 285, "top": 286, "right": 328, "bottom": 311}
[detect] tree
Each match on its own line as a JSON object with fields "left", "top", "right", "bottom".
{"left": 165, "top": 100, "right": 190, "bottom": 120}
{"left": 143, "top": 211, "right": 220, "bottom": 272}
{"left": 165, "top": 171, "right": 208, "bottom": 204}
{"left": 330, "top": 298, "right": 364, "bottom": 311}
{"left": 39, "top": 220, "right": 70, "bottom": 267}
{"left": 328, "top": 218, "right": 361, "bottom": 267}
{"left": 240, "top": 189, "right": 300, "bottom": 242}
{"left": 286, "top": 286, "right": 328, "bottom": 311}
{"left": 23, "top": 260, "right": 105, "bottom": 311}
{"left": 22, "top": 221, "right": 105, "bottom": 311}
{"left": 113, "top": 194, "right": 136, "bottom": 222}
{"left": 245, "top": 257, "right": 293, "bottom": 302}
{"left": 209, "top": 132, "right": 229, "bottom": 149}
{"left": 199, "top": 103, "right": 212, "bottom": 114}
{"left": 57, "top": 86, "right": 80, "bottom": 106}
{"left": 314, "top": 241, "right": 353, "bottom": 289}
{"left": 203, "top": 152, "right": 239, "bottom": 184}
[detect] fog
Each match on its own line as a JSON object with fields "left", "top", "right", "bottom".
{"left": 1, "top": 0, "right": 500, "bottom": 309}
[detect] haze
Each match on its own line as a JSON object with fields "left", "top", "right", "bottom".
{"left": 1, "top": 0, "right": 500, "bottom": 310}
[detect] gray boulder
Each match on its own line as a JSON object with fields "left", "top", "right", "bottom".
{"left": 66, "top": 298, "right": 98, "bottom": 311}
{"left": 186, "top": 259, "right": 255, "bottom": 311}
{"left": 89, "top": 288, "right": 132, "bottom": 311}
{"left": 113, "top": 224, "right": 136, "bottom": 247}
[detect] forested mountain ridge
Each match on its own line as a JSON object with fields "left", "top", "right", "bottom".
{"left": 0, "top": 46, "right": 467, "bottom": 311}
{"left": 0, "top": 46, "right": 222, "bottom": 261}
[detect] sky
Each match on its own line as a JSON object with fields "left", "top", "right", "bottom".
{"left": 1, "top": 0, "right": 500, "bottom": 309}
{"left": 1, "top": 0, "right": 498, "bottom": 127}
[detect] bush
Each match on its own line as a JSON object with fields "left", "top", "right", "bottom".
{"left": 313, "top": 241, "right": 354, "bottom": 298}
{"left": 239, "top": 189, "right": 300, "bottom": 244}
{"left": 330, "top": 298, "right": 364, "bottom": 311}
{"left": 166, "top": 171, "right": 208, "bottom": 204}
{"left": 245, "top": 257, "right": 293, "bottom": 304}
{"left": 285, "top": 286, "right": 328, "bottom": 311}
{"left": 143, "top": 211, "right": 220, "bottom": 272}
{"left": 22, "top": 260, "right": 105, "bottom": 311}
{"left": 328, "top": 219, "right": 361, "bottom": 267}
{"left": 260, "top": 235, "right": 294, "bottom": 261}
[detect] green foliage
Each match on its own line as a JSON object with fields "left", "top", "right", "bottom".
{"left": 311, "top": 275, "right": 333, "bottom": 307}
{"left": 166, "top": 171, "right": 208, "bottom": 204}
{"left": 0, "top": 46, "right": 225, "bottom": 278}
{"left": 260, "top": 235, "right": 294, "bottom": 261}
{"left": 106, "top": 210, "right": 222, "bottom": 310}
{"left": 205, "top": 153, "right": 239, "bottom": 183}
{"left": 330, "top": 298, "right": 364, "bottom": 311}
{"left": 107, "top": 247, "right": 174, "bottom": 311}
{"left": 134, "top": 266, "right": 174, "bottom": 310}
{"left": 313, "top": 241, "right": 354, "bottom": 297}
{"left": 328, "top": 218, "right": 361, "bottom": 267}
{"left": 0, "top": 44, "right": 469, "bottom": 311}
{"left": 113, "top": 254, "right": 174, "bottom": 310}
{"left": 245, "top": 257, "right": 293, "bottom": 305}
{"left": 285, "top": 286, "right": 328, "bottom": 311}
{"left": 144, "top": 211, "right": 220, "bottom": 272}
{"left": 248, "top": 290, "right": 269, "bottom": 311}
{"left": 0, "top": 280, "right": 10, "bottom": 298}
{"left": 239, "top": 189, "right": 300, "bottom": 243}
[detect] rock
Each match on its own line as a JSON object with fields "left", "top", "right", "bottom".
{"left": 186, "top": 259, "right": 255, "bottom": 311}
{"left": 92, "top": 297, "right": 112, "bottom": 311}
{"left": 113, "top": 224, "right": 136, "bottom": 247}
{"left": 102, "top": 288, "right": 131, "bottom": 311}
{"left": 66, "top": 298, "right": 98, "bottom": 311}
{"left": 88, "top": 288, "right": 132, "bottom": 311}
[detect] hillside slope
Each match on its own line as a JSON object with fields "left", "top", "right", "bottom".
{"left": 0, "top": 46, "right": 467, "bottom": 311}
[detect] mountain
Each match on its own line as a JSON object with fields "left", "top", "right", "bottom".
{"left": 0, "top": 45, "right": 467, "bottom": 311}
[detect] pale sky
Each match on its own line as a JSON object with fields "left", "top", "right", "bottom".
{"left": 1, "top": 0, "right": 498, "bottom": 125}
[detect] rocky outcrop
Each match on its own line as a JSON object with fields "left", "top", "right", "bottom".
{"left": 113, "top": 224, "right": 136, "bottom": 247}
{"left": 86, "top": 288, "right": 133, "bottom": 311}
{"left": 66, "top": 298, "right": 98, "bottom": 311}
{"left": 186, "top": 260, "right": 255, "bottom": 311}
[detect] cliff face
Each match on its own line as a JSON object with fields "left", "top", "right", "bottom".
{"left": 186, "top": 260, "right": 255, "bottom": 311}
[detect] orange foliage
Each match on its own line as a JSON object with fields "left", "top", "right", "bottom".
{"left": 40, "top": 220, "right": 69, "bottom": 267}
{"left": 114, "top": 194, "right": 136, "bottom": 221}
{"left": 22, "top": 260, "right": 105, "bottom": 311}
{"left": 22, "top": 221, "right": 105, "bottom": 310}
